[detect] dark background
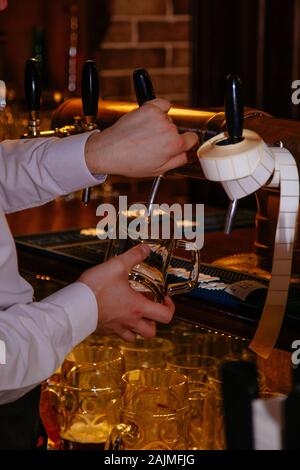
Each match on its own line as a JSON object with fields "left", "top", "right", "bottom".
{"left": 0, "top": 0, "right": 299, "bottom": 119}
{"left": 191, "top": 0, "right": 300, "bottom": 119}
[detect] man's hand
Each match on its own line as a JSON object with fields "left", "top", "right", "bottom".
{"left": 78, "top": 244, "right": 175, "bottom": 342}
{"left": 85, "top": 99, "right": 198, "bottom": 177}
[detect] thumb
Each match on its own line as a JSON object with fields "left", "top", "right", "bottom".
{"left": 119, "top": 244, "right": 151, "bottom": 270}
{"left": 181, "top": 131, "right": 199, "bottom": 152}
{"left": 145, "top": 98, "right": 171, "bottom": 114}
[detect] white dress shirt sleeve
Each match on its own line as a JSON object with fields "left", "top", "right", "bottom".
{"left": 0, "top": 131, "right": 106, "bottom": 213}
{"left": 0, "top": 282, "right": 98, "bottom": 405}
{"left": 0, "top": 130, "right": 105, "bottom": 404}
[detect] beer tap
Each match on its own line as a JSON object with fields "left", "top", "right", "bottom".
{"left": 22, "top": 58, "right": 85, "bottom": 139}
{"left": 24, "top": 58, "right": 41, "bottom": 137}
{"left": 223, "top": 74, "right": 244, "bottom": 235}
{"left": 133, "top": 68, "right": 163, "bottom": 214}
{"left": 81, "top": 60, "right": 100, "bottom": 206}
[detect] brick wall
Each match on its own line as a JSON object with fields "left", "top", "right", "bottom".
{"left": 98, "top": 0, "right": 192, "bottom": 104}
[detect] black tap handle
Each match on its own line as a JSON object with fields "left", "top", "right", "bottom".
{"left": 81, "top": 60, "right": 99, "bottom": 117}
{"left": 24, "top": 58, "right": 41, "bottom": 112}
{"left": 133, "top": 68, "right": 156, "bottom": 106}
{"left": 81, "top": 60, "right": 99, "bottom": 206}
{"left": 224, "top": 74, "right": 244, "bottom": 144}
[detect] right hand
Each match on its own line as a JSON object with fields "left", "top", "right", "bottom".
{"left": 78, "top": 244, "right": 175, "bottom": 342}
{"left": 85, "top": 99, "right": 198, "bottom": 178}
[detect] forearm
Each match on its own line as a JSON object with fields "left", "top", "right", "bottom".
{"left": 0, "top": 132, "right": 106, "bottom": 213}
{"left": 0, "top": 282, "right": 97, "bottom": 404}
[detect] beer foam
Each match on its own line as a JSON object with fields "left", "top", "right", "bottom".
{"left": 61, "top": 421, "right": 112, "bottom": 444}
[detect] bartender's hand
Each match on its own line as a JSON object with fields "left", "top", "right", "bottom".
{"left": 85, "top": 99, "right": 198, "bottom": 177}
{"left": 78, "top": 244, "right": 175, "bottom": 341}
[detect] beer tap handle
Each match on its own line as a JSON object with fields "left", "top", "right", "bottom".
{"left": 133, "top": 68, "right": 163, "bottom": 214}
{"left": 224, "top": 74, "right": 244, "bottom": 235}
{"left": 82, "top": 60, "right": 99, "bottom": 125}
{"left": 81, "top": 60, "right": 100, "bottom": 206}
{"left": 133, "top": 68, "right": 156, "bottom": 106}
{"left": 24, "top": 58, "right": 41, "bottom": 137}
{"left": 225, "top": 74, "right": 244, "bottom": 144}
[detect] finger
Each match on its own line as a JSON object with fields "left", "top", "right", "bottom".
{"left": 119, "top": 329, "right": 136, "bottom": 342}
{"left": 139, "top": 297, "right": 175, "bottom": 324}
{"left": 144, "top": 98, "right": 171, "bottom": 114}
{"left": 180, "top": 131, "right": 199, "bottom": 152}
{"left": 164, "top": 295, "right": 175, "bottom": 310}
{"left": 118, "top": 244, "right": 151, "bottom": 270}
{"left": 159, "top": 152, "right": 188, "bottom": 173}
{"left": 132, "top": 318, "right": 157, "bottom": 338}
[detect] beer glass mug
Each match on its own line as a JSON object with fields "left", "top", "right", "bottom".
{"left": 203, "top": 377, "right": 225, "bottom": 450}
{"left": 59, "top": 344, "right": 125, "bottom": 449}
{"left": 166, "top": 354, "right": 220, "bottom": 380}
{"left": 105, "top": 204, "right": 200, "bottom": 302}
{"left": 105, "top": 368, "right": 190, "bottom": 450}
{"left": 85, "top": 333, "right": 121, "bottom": 350}
{"left": 166, "top": 354, "right": 221, "bottom": 449}
{"left": 187, "top": 380, "right": 217, "bottom": 450}
{"left": 119, "top": 336, "right": 174, "bottom": 371}
{"left": 170, "top": 328, "right": 213, "bottom": 356}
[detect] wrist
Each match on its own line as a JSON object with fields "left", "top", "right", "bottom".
{"left": 85, "top": 130, "right": 111, "bottom": 175}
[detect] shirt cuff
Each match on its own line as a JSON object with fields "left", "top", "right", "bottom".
{"left": 41, "top": 282, "right": 98, "bottom": 346}
{"left": 45, "top": 130, "right": 107, "bottom": 194}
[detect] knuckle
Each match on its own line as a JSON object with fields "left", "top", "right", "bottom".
{"left": 157, "top": 121, "right": 177, "bottom": 140}
{"left": 145, "top": 103, "right": 160, "bottom": 119}
{"left": 168, "top": 121, "right": 178, "bottom": 133}
{"left": 114, "top": 258, "right": 127, "bottom": 276}
{"left": 130, "top": 305, "right": 143, "bottom": 319}
{"left": 167, "top": 136, "right": 184, "bottom": 155}
{"left": 174, "top": 134, "right": 185, "bottom": 151}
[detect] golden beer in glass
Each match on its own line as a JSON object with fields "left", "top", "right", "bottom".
{"left": 105, "top": 368, "right": 190, "bottom": 450}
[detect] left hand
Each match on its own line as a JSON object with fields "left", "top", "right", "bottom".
{"left": 78, "top": 244, "right": 175, "bottom": 341}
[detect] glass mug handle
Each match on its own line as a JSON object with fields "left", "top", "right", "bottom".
{"left": 167, "top": 240, "right": 200, "bottom": 296}
{"left": 105, "top": 422, "right": 138, "bottom": 450}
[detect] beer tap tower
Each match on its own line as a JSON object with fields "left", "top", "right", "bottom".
{"left": 24, "top": 58, "right": 41, "bottom": 138}
{"left": 197, "top": 75, "right": 299, "bottom": 358}
{"left": 23, "top": 58, "right": 81, "bottom": 139}
{"left": 23, "top": 57, "right": 100, "bottom": 206}
{"left": 22, "top": 57, "right": 99, "bottom": 148}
